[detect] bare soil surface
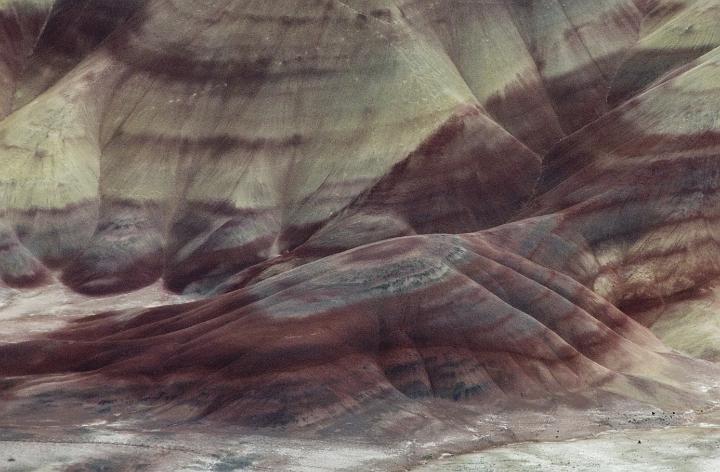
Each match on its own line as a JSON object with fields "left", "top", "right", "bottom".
{"left": 413, "top": 422, "right": 720, "bottom": 471}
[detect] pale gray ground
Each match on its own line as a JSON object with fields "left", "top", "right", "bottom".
{"left": 412, "top": 424, "right": 720, "bottom": 472}
{"left": 2, "top": 420, "right": 720, "bottom": 471}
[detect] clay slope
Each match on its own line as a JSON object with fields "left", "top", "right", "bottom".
{"left": 401, "top": 0, "right": 645, "bottom": 152}
{"left": 0, "top": 232, "right": 707, "bottom": 429}
{"left": 2, "top": 0, "right": 720, "bottom": 435}
{"left": 2, "top": 0, "right": 695, "bottom": 296}
{"left": 525, "top": 44, "right": 720, "bottom": 307}
{"left": 0, "top": 0, "right": 542, "bottom": 295}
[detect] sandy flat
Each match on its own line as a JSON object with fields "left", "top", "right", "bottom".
{"left": 414, "top": 424, "right": 720, "bottom": 472}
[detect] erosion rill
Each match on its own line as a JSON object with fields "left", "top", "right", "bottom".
{"left": 1, "top": 1, "right": 720, "bottom": 470}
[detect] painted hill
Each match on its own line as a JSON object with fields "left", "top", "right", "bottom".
{"left": 2, "top": 0, "right": 720, "bottom": 438}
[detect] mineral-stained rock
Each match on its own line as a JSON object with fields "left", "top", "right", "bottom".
{"left": 524, "top": 44, "right": 720, "bottom": 307}
{"left": 1, "top": 0, "right": 720, "bottom": 436}
{"left": 0, "top": 232, "right": 709, "bottom": 428}
{"left": 401, "top": 0, "right": 645, "bottom": 151}
{"left": 608, "top": 0, "right": 720, "bottom": 106}
{"left": 0, "top": 0, "right": 543, "bottom": 294}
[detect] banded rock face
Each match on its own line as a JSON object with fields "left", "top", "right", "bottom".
{"left": 524, "top": 44, "right": 720, "bottom": 307}
{"left": 609, "top": 0, "right": 720, "bottom": 106}
{"left": 0, "top": 0, "right": 543, "bottom": 295}
{"left": 1, "top": 0, "right": 720, "bottom": 436}
{"left": 0, "top": 233, "right": 707, "bottom": 428}
{"left": 401, "top": 0, "right": 645, "bottom": 152}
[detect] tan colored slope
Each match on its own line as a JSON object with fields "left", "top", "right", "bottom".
{"left": 0, "top": 0, "right": 542, "bottom": 294}
{"left": 10, "top": 0, "right": 143, "bottom": 111}
{"left": 633, "top": 285, "right": 720, "bottom": 362}
{"left": 514, "top": 44, "right": 720, "bottom": 309}
{"left": 0, "top": 0, "right": 665, "bottom": 294}
{"left": 609, "top": 0, "right": 720, "bottom": 105}
{"left": 398, "top": 0, "right": 645, "bottom": 153}
{"left": 1, "top": 0, "right": 718, "bottom": 301}
{"left": 0, "top": 0, "right": 54, "bottom": 116}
